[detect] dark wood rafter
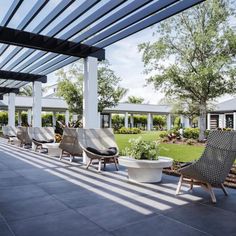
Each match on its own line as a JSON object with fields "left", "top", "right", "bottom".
{"left": 0, "top": 26, "right": 105, "bottom": 61}
{"left": 0, "top": 70, "right": 47, "bottom": 83}
{"left": 0, "top": 87, "right": 19, "bottom": 94}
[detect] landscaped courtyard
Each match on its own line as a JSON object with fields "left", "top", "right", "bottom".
{"left": 115, "top": 131, "right": 204, "bottom": 162}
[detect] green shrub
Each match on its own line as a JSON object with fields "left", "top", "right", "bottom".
{"left": 183, "top": 128, "right": 199, "bottom": 140}
{"left": 117, "top": 127, "right": 141, "bottom": 134}
{"left": 159, "top": 131, "right": 168, "bottom": 138}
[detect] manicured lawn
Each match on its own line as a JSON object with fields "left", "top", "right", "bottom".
{"left": 115, "top": 131, "right": 204, "bottom": 162}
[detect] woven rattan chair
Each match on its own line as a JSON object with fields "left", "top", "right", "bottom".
{"left": 16, "top": 127, "right": 32, "bottom": 147}
{"left": 78, "top": 128, "right": 119, "bottom": 172}
{"left": 176, "top": 130, "right": 236, "bottom": 203}
{"left": 2, "top": 126, "right": 20, "bottom": 145}
{"left": 59, "top": 128, "right": 83, "bottom": 162}
{"left": 31, "top": 127, "right": 55, "bottom": 151}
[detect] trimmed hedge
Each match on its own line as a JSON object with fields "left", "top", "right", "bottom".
{"left": 183, "top": 128, "right": 199, "bottom": 140}
{"left": 117, "top": 127, "right": 141, "bottom": 134}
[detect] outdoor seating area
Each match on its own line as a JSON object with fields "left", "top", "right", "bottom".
{"left": 0, "top": 0, "right": 236, "bottom": 235}
{"left": 0, "top": 139, "right": 236, "bottom": 236}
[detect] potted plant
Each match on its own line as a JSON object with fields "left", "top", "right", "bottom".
{"left": 119, "top": 137, "right": 173, "bottom": 183}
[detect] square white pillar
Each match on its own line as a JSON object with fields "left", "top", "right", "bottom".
{"left": 184, "top": 117, "right": 190, "bottom": 128}
{"left": 8, "top": 93, "right": 16, "bottom": 126}
{"left": 65, "top": 110, "right": 70, "bottom": 126}
{"left": 18, "top": 111, "right": 22, "bottom": 126}
{"left": 130, "top": 114, "right": 134, "bottom": 128}
{"left": 83, "top": 56, "right": 99, "bottom": 128}
{"left": 233, "top": 112, "right": 236, "bottom": 130}
{"left": 124, "top": 112, "right": 129, "bottom": 128}
{"left": 52, "top": 112, "right": 57, "bottom": 127}
{"left": 27, "top": 109, "right": 32, "bottom": 126}
{"left": 167, "top": 114, "right": 171, "bottom": 130}
{"left": 83, "top": 56, "right": 99, "bottom": 164}
{"left": 207, "top": 113, "right": 211, "bottom": 130}
{"left": 32, "top": 81, "right": 42, "bottom": 127}
{"left": 147, "top": 113, "right": 152, "bottom": 131}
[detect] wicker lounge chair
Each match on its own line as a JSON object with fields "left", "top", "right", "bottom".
{"left": 59, "top": 127, "right": 83, "bottom": 162}
{"left": 31, "top": 127, "right": 55, "bottom": 151}
{"left": 78, "top": 128, "right": 119, "bottom": 172}
{"left": 176, "top": 130, "right": 236, "bottom": 203}
{"left": 2, "top": 126, "right": 19, "bottom": 145}
{"left": 16, "top": 127, "right": 32, "bottom": 147}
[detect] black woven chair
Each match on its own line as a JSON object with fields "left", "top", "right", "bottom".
{"left": 176, "top": 130, "right": 236, "bottom": 203}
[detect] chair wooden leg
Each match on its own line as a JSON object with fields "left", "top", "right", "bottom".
{"left": 114, "top": 157, "right": 119, "bottom": 171}
{"left": 86, "top": 158, "right": 92, "bottom": 169}
{"left": 221, "top": 183, "right": 228, "bottom": 196}
{"left": 206, "top": 183, "right": 216, "bottom": 203}
{"left": 189, "top": 179, "right": 193, "bottom": 191}
{"left": 176, "top": 175, "right": 183, "bottom": 195}
{"left": 98, "top": 159, "right": 102, "bottom": 172}
{"left": 59, "top": 150, "right": 64, "bottom": 161}
{"left": 70, "top": 155, "right": 74, "bottom": 163}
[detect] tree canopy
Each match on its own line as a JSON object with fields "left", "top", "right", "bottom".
{"left": 139, "top": 0, "right": 236, "bottom": 140}
{"left": 126, "top": 96, "right": 144, "bottom": 104}
{"left": 56, "top": 61, "right": 127, "bottom": 118}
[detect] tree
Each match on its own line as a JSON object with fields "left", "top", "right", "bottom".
{"left": 19, "top": 84, "right": 47, "bottom": 96}
{"left": 56, "top": 61, "right": 127, "bottom": 118}
{"left": 139, "top": 0, "right": 236, "bottom": 140}
{"left": 126, "top": 96, "right": 144, "bottom": 104}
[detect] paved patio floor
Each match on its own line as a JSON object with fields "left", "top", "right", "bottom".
{"left": 0, "top": 141, "right": 236, "bottom": 236}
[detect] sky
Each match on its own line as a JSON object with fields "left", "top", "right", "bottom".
{"left": 47, "top": 24, "right": 234, "bottom": 105}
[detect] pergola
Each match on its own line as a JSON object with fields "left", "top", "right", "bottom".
{"left": 0, "top": 0, "right": 205, "bottom": 128}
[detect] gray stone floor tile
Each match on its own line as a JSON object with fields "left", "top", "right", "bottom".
{"left": 163, "top": 203, "right": 236, "bottom": 236}
{"left": 78, "top": 201, "right": 156, "bottom": 231}
{"left": 0, "top": 170, "right": 20, "bottom": 179}
{"left": 0, "top": 184, "right": 48, "bottom": 203}
{"left": 201, "top": 191, "right": 236, "bottom": 214}
{"left": 0, "top": 223, "right": 14, "bottom": 236}
{"left": 112, "top": 214, "right": 210, "bottom": 236}
{"left": 0, "top": 195, "right": 68, "bottom": 221}
{"left": 53, "top": 190, "right": 112, "bottom": 209}
{"left": 15, "top": 168, "right": 62, "bottom": 183}
{"left": 37, "top": 180, "right": 82, "bottom": 195}
{"left": 0, "top": 163, "right": 9, "bottom": 171}
{"left": 0, "top": 176, "right": 32, "bottom": 189}
{"left": 9, "top": 209, "right": 111, "bottom": 236}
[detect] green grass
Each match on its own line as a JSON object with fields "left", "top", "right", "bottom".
{"left": 115, "top": 131, "right": 204, "bottom": 162}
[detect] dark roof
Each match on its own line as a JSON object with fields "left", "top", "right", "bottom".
{"left": 0, "top": 0, "right": 205, "bottom": 95}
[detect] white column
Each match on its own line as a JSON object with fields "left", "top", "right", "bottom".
{"left": 207, "top": 113, "right": 211, "bottom": 130}
{"left": 130, "top": 114, "right": 134, "bottom": 128}
{"left": 233, "top": 112, "right": 236, "bottom": 131}
{"left": 167, "top": 114, "right": 171, "bottom": 130}
{"left": 52, "top": 112, "right": 56, "bottom": 127}
{"left": 83, "top": 56, "right": 99, "bottom": 164}
{"left": 147, "top": 113, "right": 152, "bottom": 131}
{"left": 184, "top": 117, "right": 190, "bottom": 128}
{"left": 65, "top": 110, "right": 69, "bottom": 126}
{"left": 124, "top": 112, "right": 129, "bottom": 128}
{"left": 83, "top": 56, "right": 99, "bottom": 128}
{"left": 109, "top": 114, "right": 112, "bottom": 128}
{"left": 18, "top": 111, "right": 22, "bottom": 126}
{"left": 27, "top": 109, "right": 32, "bottom": 126}
{"left": 8, "top": 93, "right": 15, "bottom": 126}
{"left": 180, "top": 115, "right": 184, "bottom": 127}
{"left": 222, "top": 114, "right": 226, "bottom": 128}
{"left": 32, "top": 81, "right": 42, "bottom": 127}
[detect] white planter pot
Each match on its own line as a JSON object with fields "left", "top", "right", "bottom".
{"left": 119, "top": 156, "right": 173, "bottom": 183}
